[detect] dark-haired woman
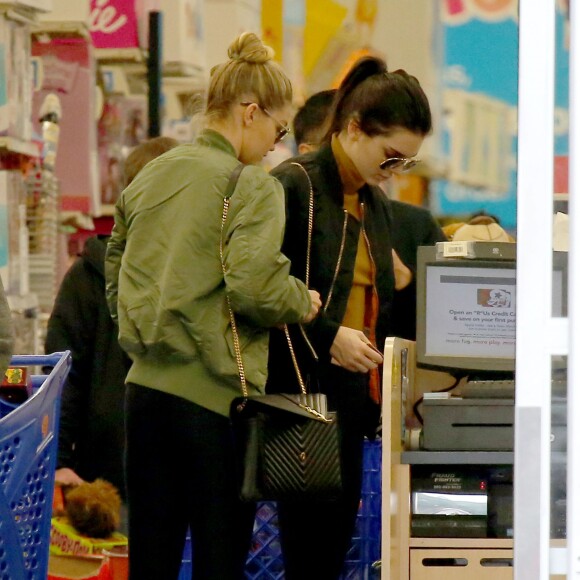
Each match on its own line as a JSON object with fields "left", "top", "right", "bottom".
{"left": 267, "top": 57, "right": 432, "bottom": 579}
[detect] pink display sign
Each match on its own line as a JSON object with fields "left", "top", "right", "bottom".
{"left": 90, "top": 0, "right": 140, "bottom": 49}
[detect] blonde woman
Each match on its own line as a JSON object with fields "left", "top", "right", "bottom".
{"left": 106, "top": 32, "right": 320, "bottom": 579}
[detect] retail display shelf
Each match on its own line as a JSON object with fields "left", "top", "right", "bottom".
{"left": 401, "top": 450, "right": 514, "bottom": 465}
{"left": 163, "top": 61, "right": 205, "bottom": 79}
{"left": 163, "top": 74, "right": 205, "bottom": 89}
{"left": 0, "top": 137, "right": 39, "bottom": 157}
{"left": 32, "top": 20, "right": 89, "bottom": 39}
{"left": 0, "top": 0, "right": 51, "bottom": 13}
{"left": 96, "top": 47, "right": 146, "bottom": 64}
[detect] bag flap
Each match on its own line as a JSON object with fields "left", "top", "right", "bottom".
{"left": 232, "top": 394, "right": 334, "bottom": 423}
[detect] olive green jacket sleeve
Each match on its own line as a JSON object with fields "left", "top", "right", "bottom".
{"left": 215, "top": 168, "right": 311, "bottom": 327}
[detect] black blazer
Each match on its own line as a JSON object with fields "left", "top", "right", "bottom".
{"left": 45, "top": 236, "right": 131, "bottom": 497}
{"left": 268, "top": 144, "right": 396, "bottom": 390}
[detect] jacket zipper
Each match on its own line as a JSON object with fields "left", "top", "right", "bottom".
{"left": 323, "top": 209, "right": 348, "bottom": 314}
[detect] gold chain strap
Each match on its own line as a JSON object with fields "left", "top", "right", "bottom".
{"left": 290, "top": 162, "right": 313, "bottom": 288}
{"left": 220, "top": 193, "right": 307, "bottom": 396}
{"left": 284, "top": 325, "right": 306, "bottom": 395}
{"left": 289, "top": 163, "right": 318, "bottom": 362}
{"left": 221, "top": 163, "right": 315, "bottom": 399}
{"left": 220, "top": 197, "right": 248, "bottom": 398}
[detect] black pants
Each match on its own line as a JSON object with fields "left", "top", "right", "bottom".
{"left": 275, "top": 365, "right": 371, "bottom": 580}
{"left": 125, "top": 384, "right": 255, "bottom": 580}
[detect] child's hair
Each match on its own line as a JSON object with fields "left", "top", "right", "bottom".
{"left": 65, "top": 479, "right": 122, "bottom": 538}
{"left": 293, "top": 89, "right": 336, "bottom": 148}
{"left": 206, "top": 32, "right": 292, "bottom": 119}
{"left": 123, "top": 136, "right": 179, "bottom": 186}
{"left": 325, "top": 57, "right": 432, "bottom": 141}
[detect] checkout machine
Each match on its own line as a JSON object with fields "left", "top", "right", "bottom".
{"left": 409, "top": 241, "right": 567, "bottom": 539}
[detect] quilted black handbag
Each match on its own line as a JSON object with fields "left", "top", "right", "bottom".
{"left": 221, "top": 164, "right": 342, "bottom": 502}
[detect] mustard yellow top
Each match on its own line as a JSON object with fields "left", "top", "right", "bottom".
{"left": 331, "top": 135, "right": 373, "bottom": 331}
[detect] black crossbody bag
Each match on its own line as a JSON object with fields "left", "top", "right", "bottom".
{"left": 221, "top": 164, "right": 342, "bottom": 502}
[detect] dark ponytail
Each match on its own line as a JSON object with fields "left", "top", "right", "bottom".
{"left": 324, "top": 56, "right": 432, "bottom": 141}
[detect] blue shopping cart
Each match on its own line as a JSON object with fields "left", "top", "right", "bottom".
{"left": 0, "top": 352, "right": 71, "bottom": 580}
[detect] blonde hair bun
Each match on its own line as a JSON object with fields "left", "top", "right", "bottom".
{"left": 228, "top": 31, "right": 274, "bottom": 64}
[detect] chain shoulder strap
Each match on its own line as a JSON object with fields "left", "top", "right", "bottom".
{"left": 289, "top": 163, "right": 318, "bottom": 363}
{"left": 220, "top": 164, "right": 248, "bottom": 397}
{"left": 219, "top": 165, "right": 308, "bottom": 396}
{"left": 289, "top": 162, "right": 314, "bottom": 287}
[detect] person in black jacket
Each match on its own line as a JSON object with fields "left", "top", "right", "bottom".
{"left": 46, "top": 235, "right": 131, "bottom": 495}
{"left": 291, "top": 89, "right": 445, "bottom": 340}
{"left": 268, "top": 57, "right": 433, "bottom": 579}
{"left": 45, "top": 136, "right": 178, "bottom": 502}
{"left": 292, "top": 89, "right": 335, "bottom": 155}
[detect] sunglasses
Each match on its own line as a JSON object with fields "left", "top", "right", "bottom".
{"left": 240, "top": 102, "right": 291, "bottom": 144}
{"left": 379, "top": 156, "right": 420, "bottom": 173}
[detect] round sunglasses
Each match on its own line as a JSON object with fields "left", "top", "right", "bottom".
{"left": 379, "top": 156, "right": 421, "bottom": 173}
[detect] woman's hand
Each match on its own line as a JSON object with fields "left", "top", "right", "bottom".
{"left": 302, "top": 290, "right": 322, "bottom": 323}
{"left": 55, "top": 467, "right": 85, "bottom": 487}
{"left": 329, "top": 326, "right": 383, "bottom": 373}
{"left": 392, "top": 249, "right": 413, "bottom": 290}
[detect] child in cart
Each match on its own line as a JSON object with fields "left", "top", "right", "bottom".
{"left": 45, "top": 137, "right": 178, "bottom": 519}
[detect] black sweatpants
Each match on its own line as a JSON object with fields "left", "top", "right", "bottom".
{"left": 275, "top": 365, "right": 371, "bottom": 580}
{"left": 125, "top": 384, "right": 255, "bottom": 580}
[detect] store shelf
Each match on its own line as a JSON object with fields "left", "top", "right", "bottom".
{"left": 0, "top": 137, "right": 39, "bottom": 157}
{"left": 401, "top": 451, "right": 514, "bottom": 465}
{"left": 32, "top": 20, "right": 89, "bottom": 39}
{"left": 163, "top": 61, "right": 205, "bottom": 79}
{"left": 0, "top": 0, "right": 50, "bottom": 13}
{"left": 96, "top": 47, "right": 146, "bottom": 64}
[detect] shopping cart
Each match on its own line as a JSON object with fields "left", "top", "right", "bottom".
{"left": 0, "top": 351, "right": 71, "bottom": 580}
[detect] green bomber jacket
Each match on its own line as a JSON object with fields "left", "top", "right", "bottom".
{"left": 105, "top": 130, "right": 311, "bottom": 416}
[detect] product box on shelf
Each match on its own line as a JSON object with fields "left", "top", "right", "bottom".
{"left": 32, "top": 36, "right": 98, "bottom": 214}
{"left": 0, "top": 17, "right": 33, "bottom": 140}
{"left": 50, "top": 516, "right": 128, "bottom": 557}
{"left": 0, "top": 171, "right": 29, "bottom": 296}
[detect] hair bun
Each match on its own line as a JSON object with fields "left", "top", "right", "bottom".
{"left": 228, "top": 31, "right": 274, "bottom": 64}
